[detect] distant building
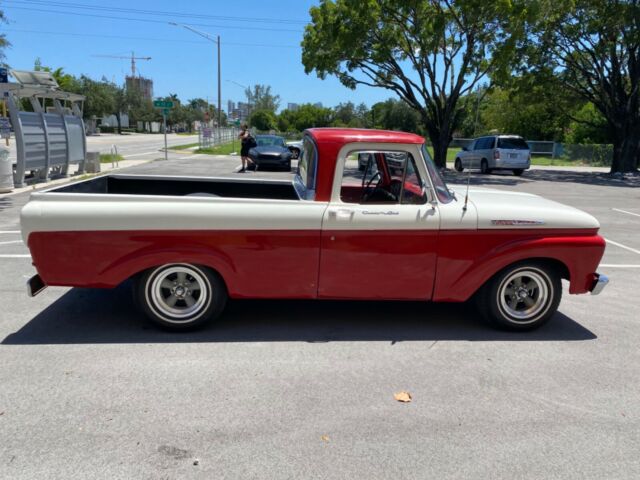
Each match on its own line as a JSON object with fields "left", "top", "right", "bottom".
{"left": 227, "top": 100, "right": 250, "bottom": 123}
{"left": 287, "top": 103, "right": 299, "bottom": 111}
{"left": 126, "top": 76, "right": 153, "bottom": 100}
{"left": 314, "top": 102, "right": 323, "bottom": 108}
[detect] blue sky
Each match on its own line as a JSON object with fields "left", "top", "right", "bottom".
{"left": 1, "top": 0, "right": 394, "bottom": 110}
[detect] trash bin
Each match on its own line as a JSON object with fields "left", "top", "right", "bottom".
{"left": 85, "top": 151, "right": 100, "bottom": 173}
{"left": 0, "top": 146, "right": 13, "bottom": 193}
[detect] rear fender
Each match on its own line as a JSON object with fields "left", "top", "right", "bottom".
{"left": 98, "top": 246, "right": 237, "bottom": 291}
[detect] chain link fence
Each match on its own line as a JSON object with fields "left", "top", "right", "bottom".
{"left": 199, "top": 127, "right": 238, "bottom": 149}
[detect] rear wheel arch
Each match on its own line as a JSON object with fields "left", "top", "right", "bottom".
{"left": 135, "top": 263, "right": 228, "bottom": 330}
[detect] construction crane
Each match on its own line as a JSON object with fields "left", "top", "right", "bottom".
{"left": 92, "top": 52, "right": 152, "bottom": 77}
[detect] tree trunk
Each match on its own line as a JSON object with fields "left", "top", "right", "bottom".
{"left": 426, "top": 127, "right": 450, "bottom": 169}
{"left": 610, "top": 116, "right": 640, "bottom": 173}
{"left": 116, "top": 112, "right": 122, "bottom": 135}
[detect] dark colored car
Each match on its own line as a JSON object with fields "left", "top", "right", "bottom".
{"left": 248, "top": 135, "right": 293, "bottom": 171}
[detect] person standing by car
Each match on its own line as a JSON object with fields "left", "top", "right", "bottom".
{"left": 238, "top": 124, "right": 256, "bottom": 173}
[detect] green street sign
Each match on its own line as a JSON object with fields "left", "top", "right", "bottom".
{"left": 153, "top": 100, "right": 174, "bottom": 109}
{"left": 234, "top": 119, "right": 241, "bottom": 126}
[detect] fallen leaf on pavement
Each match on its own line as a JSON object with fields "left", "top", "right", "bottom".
{"left": 321, "top": 435, "right": 330, "bottom": 442}
{"left": 394, "top": 391, "right": 412, "bottom": 403}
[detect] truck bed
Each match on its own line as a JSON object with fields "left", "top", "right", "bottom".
{"left": 52, "top": 174, "right": 300, "bottom": 201}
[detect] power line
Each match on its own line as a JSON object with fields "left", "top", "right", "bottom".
{"left": 5, "top": 0, "right": 308, "bottom": 25}
{"left": 2, "top": 5, "right": 305, "bottom": 32}
{"left": 3, "top": 28, "right": 301, "bottom": 48}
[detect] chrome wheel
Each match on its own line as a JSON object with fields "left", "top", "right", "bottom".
{"left": 497, "top": 269, "right": 550, "bottom": 324}
{"left": 146, "top": 265, "right": 211, "bottom": 323}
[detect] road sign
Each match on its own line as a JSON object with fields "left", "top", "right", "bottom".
{"left": 234, "top": 119, "right": 241, "bottom": 127}
{"left": 153, "top": 100, "right": 174, "bottom": 109}
{"left": 162, "top": 108, "right": 170, "bottom": 115}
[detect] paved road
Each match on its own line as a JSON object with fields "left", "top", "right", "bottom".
{"left": 0, "top": 159, "right": 639, "bottom": 479}
{"left": 5, "top": 132, "right": 199, "bottom": 163}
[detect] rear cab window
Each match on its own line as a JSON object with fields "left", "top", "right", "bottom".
{"left": 294, "top": 137, "right": 317, "bottom": 200}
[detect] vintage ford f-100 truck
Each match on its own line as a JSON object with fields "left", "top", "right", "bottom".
{"left": 21, "top": 128, "right": 608, "bottom": 331}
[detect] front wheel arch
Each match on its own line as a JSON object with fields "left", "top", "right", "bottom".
{"left": 475, "top": 260, "right": 564, "bottom": 330}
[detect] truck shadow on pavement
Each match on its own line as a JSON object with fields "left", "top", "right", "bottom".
{"left": 3, "top": 284, "right": 596, "bottom": 345}
{"left": 444, "top": 169, "right": 640, "bottom": 188}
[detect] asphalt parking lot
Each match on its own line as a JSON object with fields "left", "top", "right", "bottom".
{"left": 0, "top": 157, "right": 639, "bottom": 479}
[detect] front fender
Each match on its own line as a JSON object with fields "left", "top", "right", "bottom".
{"left": 432, "top": 230, "right": 605, "bottom": 302}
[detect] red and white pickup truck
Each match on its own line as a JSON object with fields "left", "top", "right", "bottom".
{"left": 21, "top": 128, "right": 608, "bottom": 331}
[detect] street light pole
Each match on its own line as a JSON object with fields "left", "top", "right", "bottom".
{"left": 170, "top": 22, "right": 222, "bottom": 144}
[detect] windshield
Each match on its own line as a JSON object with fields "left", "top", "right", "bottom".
{"left": 421, "top": 145, "right": 453, "bottom": 204}
{"left": 256, "top": 136, "right": 285, "bottom": 147}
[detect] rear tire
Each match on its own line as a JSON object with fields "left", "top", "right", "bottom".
{"left": 513, "top": 169, "right": 524, "bottom": 176}
{"left": 476, "top": 262, "right": 562, "bottom": 331}
{"left": 290, "top": 148, "right": 300, "bottom": 159}
{"left": 135, "top": 263, "right": 227, "bottom": 331}
{"left": 480, "top": 159, "right": 491, "bottom": 174}
{"left": 454, "top": 158, "right": 463, "bottom": 172}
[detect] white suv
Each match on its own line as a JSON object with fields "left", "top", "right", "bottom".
{"left": 454, "top": 135, "right": 531, "bottom": 176}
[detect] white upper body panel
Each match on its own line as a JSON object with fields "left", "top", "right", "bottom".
{"left": 451, "top": 186, "right": 600, "bottom": 230}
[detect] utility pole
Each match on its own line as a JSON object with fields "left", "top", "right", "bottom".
{"left": 217, "top": 36, "right": 222, "bottom": 138}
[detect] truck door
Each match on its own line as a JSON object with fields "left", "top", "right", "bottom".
{"left": 318, "top": 146, "right": 440, "bottom": 300}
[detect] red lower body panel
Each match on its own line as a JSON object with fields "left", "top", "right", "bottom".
{"left": 28, "top": 230, "right": 322, "bottom": 299}
{"left": 432, "top": 229, "right": 605, "bottom": 301}
{"left": 27, "top": 228, "right": 605, "bottom": 302}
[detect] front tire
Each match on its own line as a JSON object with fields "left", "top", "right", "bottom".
{"left": 476, "top": 262, "right": 562, "bottom": 331}
{"left": 480, "top": 159, "right": 492, "bottom": 174}
{"left": 513, "top": 168, "right": 524, "bottom": 176}
{"left": 454, "top": 158, "right": 464, "bottom": 172}
{"left": 136, "top": 263, "right": 227, "bottom": 331}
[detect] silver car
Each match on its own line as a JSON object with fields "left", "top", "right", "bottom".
{"left": 454, "top": 135, "right": 531, "bottom": 176}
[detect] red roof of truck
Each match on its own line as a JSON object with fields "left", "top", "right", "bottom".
{"left": 306, "top": 128, "right": 425, "bottom": 145}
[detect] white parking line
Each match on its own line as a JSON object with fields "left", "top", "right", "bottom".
{"left": 600, "top": 264, "right": 640, "bottom": 268}
{"left": 0, "top": 254, "right": 31, "bottom": 258}
{"left": 613, "top": 208, "right": 640, "bottom": 218}
{"left": 0, "top": 231, "right": 20, "bottom": 234}
{"left": 0, "top": 240, "right": 23, "bottom": 246}
{"left": 605, "top": 238, "right": 640, "bottom": 256}
{"left": 178, "top": 154, "right": 204, "bottom": 160}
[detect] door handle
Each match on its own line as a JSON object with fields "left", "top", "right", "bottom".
{"left": 328, "top": 208, "right": 354, "bottom": 219}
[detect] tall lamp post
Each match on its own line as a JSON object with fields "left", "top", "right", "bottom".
{"left": 169, "top": 22, "right": 221, "bottom": 144}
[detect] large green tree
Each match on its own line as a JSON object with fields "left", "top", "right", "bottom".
{"left": 249, "top": 109, "right": 277, "bottom": 131}
{"left": 526, "top": 0, "right": 640, "bottom": 173}
{"left": 245, "top": 84, "right": 281, "bottom": 113}
{"left": 302, "top": 0, "right": 526, "bottom": 167}
{"left": 0, "top": 6, "right": 9, "bottom": 65}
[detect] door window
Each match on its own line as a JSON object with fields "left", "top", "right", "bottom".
{"left": 340, "top": 150, "right": 426, "bottom": 205}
